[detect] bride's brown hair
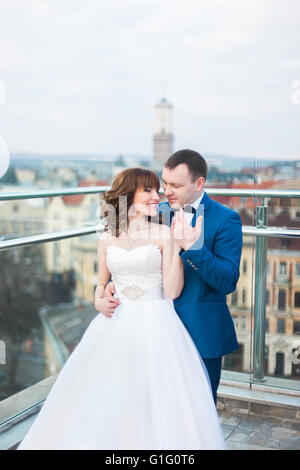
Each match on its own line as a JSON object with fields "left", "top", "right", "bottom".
{"left": 101, "top": 168, "right": 160, "bottom": 237}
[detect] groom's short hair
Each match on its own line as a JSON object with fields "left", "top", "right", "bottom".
{"left": 164, "top": 149, "right": 207, "bottom": 182}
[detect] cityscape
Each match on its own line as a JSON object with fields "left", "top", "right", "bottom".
{"left": 0, "top": 97, "right": 299, "bottom": 405}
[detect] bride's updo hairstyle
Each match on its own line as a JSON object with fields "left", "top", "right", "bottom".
{"left": 102, "top": 168, "right": 160, "bottom": 237}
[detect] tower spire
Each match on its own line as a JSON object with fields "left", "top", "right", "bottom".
{"left": 153, "top": 95, "right": 174, "bottom": 165}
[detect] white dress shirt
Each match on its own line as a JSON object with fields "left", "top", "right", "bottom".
{"left": 184, "top": 191, "right": 205, "bottom": 225}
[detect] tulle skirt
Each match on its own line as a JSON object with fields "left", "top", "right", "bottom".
{"left": 18, "top": 298, "right": 225, "bottom": 450}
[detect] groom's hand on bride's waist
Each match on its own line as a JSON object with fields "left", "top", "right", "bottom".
{"left": 105, "top": 281, "right": 117, "bottom": 299}
{"left": 94, "top": 282, "right": 120, "bottom": 317}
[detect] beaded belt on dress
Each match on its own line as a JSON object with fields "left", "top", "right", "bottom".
{"left": 114, "top": 284, "right": 164, "bottom": 302}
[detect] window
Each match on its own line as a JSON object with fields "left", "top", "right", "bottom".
{"left": 293, "top": 321, "right": 300, "bottom": 335}
{"left": 243, "top": 259, "right": 247, "bottom": 274}
{"left": 93, "top": 261, "right": 98, "bottom": 274}
{"left": 241, "top": 317, "right": 246, "bottom": 330}
{"left": 294, "top": 292, "right": 300, "bottom": 308}
{"left": 279, "top": 262, "right": 287, "bottom": 276}
{"left": 12, "top": 221, "right": 20, "bottom": 233}
{"left": 242, "top": 289, "right": 246, "bottom": 304}
{"left": 54, "top": 242, "right": 60, "bottom": 255}
{"left": 223, "top": 344, "right": 244, "bottom": 371}
{"left": 278, "top": 290, "right": 286, "bottom": 311}
{"left": 24, "top": 221, "right": 31, "bottom": 232}
{"left": 274, "top": 352, "right": 284, "bottom": 377}
{"left": 277, "top": 318, "right": 285, "bottom": 334}
{"left": 295, "top": 263, "right": 300, "bottom": 277}
{"left": 1, "top": 220, "right": 8, "bottom": 232}
{"left": 231, "top": 290, "right": 238, "bottom": 306}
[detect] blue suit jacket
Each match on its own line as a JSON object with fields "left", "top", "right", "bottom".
{"left": 159, "top": 191, "right": 243, "bottom": 358}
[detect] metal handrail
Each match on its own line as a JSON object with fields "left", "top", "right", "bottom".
{"left": 0, "top": 226, "right": 102, "bottom": 250}
{"left": 0, "top": 187, "right": 300, "bottom": 201}
{"left": 0, "top": 187, "right": 110, "bottom": 201}
{"left": 0, "top": 225, "right": 299, "bottom": 250}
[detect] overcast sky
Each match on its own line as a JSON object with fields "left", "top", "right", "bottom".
{"left": 0, "top": 0, "right": 299, "bottom": 159}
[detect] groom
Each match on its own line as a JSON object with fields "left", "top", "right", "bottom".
{"left": 96, "top": 149, "right": 243, "bottom": 405}
{"left": 158, "top": 149, "right": 242, "bottom": 404}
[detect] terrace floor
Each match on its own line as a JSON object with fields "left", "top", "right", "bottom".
{"left": 220, "top": 410, "right": 300, "bottom": 450}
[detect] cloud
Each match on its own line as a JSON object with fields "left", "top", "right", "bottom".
{"left": 0, "top": 0, "right": 299, "bottom": 158}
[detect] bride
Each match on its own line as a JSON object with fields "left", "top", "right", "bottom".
{"left": 18, "top": 168, "right": 225, "bottom": 450}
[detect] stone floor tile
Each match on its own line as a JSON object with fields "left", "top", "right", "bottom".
{"left": 218, "top": 410, "right": 300, "bottom": 450}
{"left": 221, "top": 423, "right": 237, "bottom": 440}
{"left": 225, "top": 441, "right": 275, "bottom": 451}
{"left": 250, "top": 436, "right": 267, "bottom": 446}
{"left": 225, "top": 416, "right": 242, "bottom": 427}
{"left": 226, "top": 430, "right": 251, "bottom": 444}
{"left": 218, "top": 411, "right": 236, "bottom": 424}
{"left": 279, "top": 435, "right": 300, "bottom": 450}
{"left": 264, "top": 438, "right": 281, "bottom": 450}
{"left": 271, "top": 427, "right": 298, "bottom": 440}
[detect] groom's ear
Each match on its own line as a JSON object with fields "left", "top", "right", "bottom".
{"left": 195, "top": 176, "right": 206, "bottom": 191}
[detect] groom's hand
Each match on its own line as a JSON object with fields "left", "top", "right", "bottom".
{"left": 105, "top": 281, "right": 117, "bottom": 298}
{"left": 94, "top": 282, "right": 120, "bottom": 317}
{"left": 172, "top": 209, "right": 203, "bottom": 251}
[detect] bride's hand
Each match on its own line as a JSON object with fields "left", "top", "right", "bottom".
{"left": 170, "top": 211, "right": 184, "bottom": 251}
{"left": 171, "top": 209, "right": 203, "bottom": 251}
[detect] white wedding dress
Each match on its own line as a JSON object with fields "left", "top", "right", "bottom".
{"left": 18, "top": 244, "right": 225, "bottom": 450}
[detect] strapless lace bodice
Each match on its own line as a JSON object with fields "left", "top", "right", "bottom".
{"left": 106, "top": 243, "right": 164, "bottom": 301}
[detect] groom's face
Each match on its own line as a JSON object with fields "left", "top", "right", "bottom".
{"left": 162, "top": 164, "right": 205, "bottom": 208}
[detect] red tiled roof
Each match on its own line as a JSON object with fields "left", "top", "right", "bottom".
{"left": 206, "top": 181, "right": 283, "bottom": 209}
{"left": 62, "top": 194, "right": 85, "bottom": 205}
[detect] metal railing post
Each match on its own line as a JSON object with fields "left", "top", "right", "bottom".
{"left": 253, "top": 201, "right": 268, "bottom": 381}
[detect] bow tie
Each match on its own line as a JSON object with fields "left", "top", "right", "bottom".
{"left": 170, "top": 205, "right": 196, "bottom": 214}
{"left": 184, "top": 205, "right": 196, "bottom": 214}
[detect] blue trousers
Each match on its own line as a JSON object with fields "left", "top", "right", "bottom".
{"left": 202, "top": 357, "right": 222, "bottom": 405}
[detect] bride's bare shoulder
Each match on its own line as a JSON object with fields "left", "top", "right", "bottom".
{"left": 98, "top": 230, "right": 116, "bottom": 248}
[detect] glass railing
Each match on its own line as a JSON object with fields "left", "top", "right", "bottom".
{"left": 0, "top": 182, "right": 300, "bottom": 428}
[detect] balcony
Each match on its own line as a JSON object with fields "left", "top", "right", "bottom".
{"left": 0, "top": 185, "right": 300, "bottom": 450}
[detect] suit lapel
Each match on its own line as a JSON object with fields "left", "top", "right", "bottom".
{"left": 191, "top": 191, "right": 210, "bottom": 227}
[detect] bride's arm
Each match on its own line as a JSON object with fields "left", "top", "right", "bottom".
{"left": 94, "top": 233, "right": 120, "bottom": 317}
{"left": 95, "top": 235, "right": 111, "bottom": 299}
{"left": 160, "top": 225, "right": 184, "bottom": 300}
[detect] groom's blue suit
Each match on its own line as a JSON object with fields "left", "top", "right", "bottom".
{"left": 159, "top": 191, "right": 243, "bottom": 403}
